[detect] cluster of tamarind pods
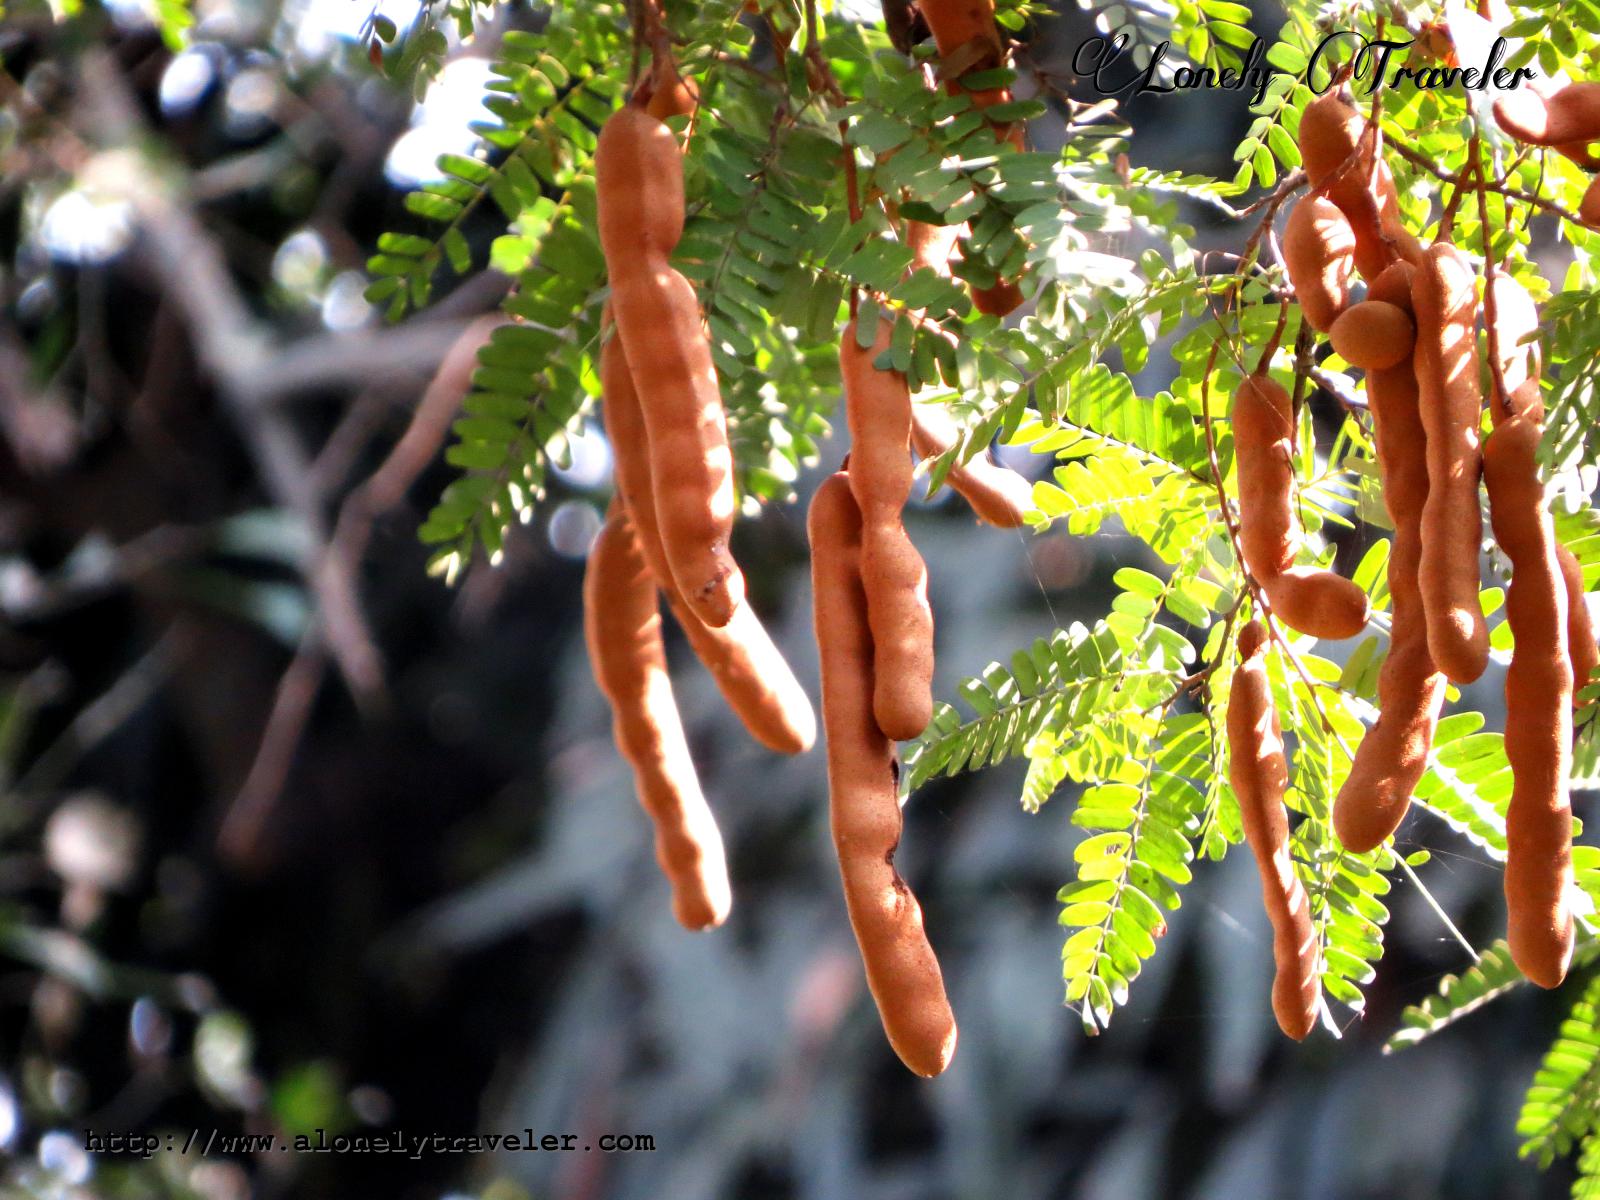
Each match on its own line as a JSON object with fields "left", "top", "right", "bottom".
{"left": 579, "top": 5, "right": 1600, "bottom": 1067}
{"left": 583, "top": 0, "right": 1035, "bottom": 1078}
{"left": 1239, "top": 78, "right": 1600, "bottom": 1039}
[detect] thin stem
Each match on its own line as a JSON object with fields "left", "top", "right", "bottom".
{"left": 1398, "top": 854, "right": 1481, "bottom": 961}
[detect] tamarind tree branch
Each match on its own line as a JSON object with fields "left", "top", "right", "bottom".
{"left": 73, "top": 51, "right": 390, "bottom": 720}
{"left": 1473, "top": 138, "right": 1515, "bottom": 417}
{"left": 1386, "top": 133, "right": 1588, "bottom": 227}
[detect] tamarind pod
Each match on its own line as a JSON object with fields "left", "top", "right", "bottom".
{"left": 1283, "top": 198, "right": 1356, "bottom": 333}
{"left": 645, "top": 55, "right": 699, "bottom": 121}
{"left": 918, "top": 0, "right": 1005, "bottom": 81}
{"left": 1582, "top": 176, "right": 1600, "bottom": 230}
{"left": 971, "top": 280, "right": 1025, "bottom": 317}
{"left": 1262, "top": 566, "right": 1372, "bottom": 641}
{"left": 1558, "top": 544, "right": 1600, "bottom": 705}
{"left": 842, "top": 318, "right": 936, "bottom": 740}
{"left": 1484, "top": 411, "right": 1574, "bottom": 988}
{"left": 1334, "top": 261, "right": 1447, "bottom": 852}
{"left": 907, "top": 217, "right": 1023, "bottom": 316}
{"left": 1298, "top": 92, "right": 1409, "bottom": 279}
{"left": 1227, "top": 620, "right": 1320, "bottom": 1041}
{"left": 596, "top": 105, "right": 685, "bottom": 258}
{"left": 1233, "top": 372, "right": 1371, "bottom": 639}
{"left": 1412, "top": 242, "right": 1490, "bottom": 683}
{"left": 601, "top": 332, "right": 817, "bottom": 754}
{"left": 808, "top": 471, "right": 957, "bottom": 1076}
{"left": 1328, "top": 300, "right": 1415, "bottom": 371}
{"left": 1492, "top": 81, "right": 1600, "bottom": 150}
{"left": 906, "top": 220, "right": 961, "bottom": 276}
{"left": 597, "top": 104, "right": 744, "bottom": 628}
{"left": 584, "top": 505, "right": 731, "bottom": 931}
{"left": 910, "top": 404, "right": 1033, "bottom": 528}
{"left": 1482, "top": 277, "right": 1596, "bottom": 709}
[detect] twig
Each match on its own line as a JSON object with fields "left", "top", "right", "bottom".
{"left": 73, "top": 52, "right": 390, "bottom": 718}
{"left": 1473, "top": 139, "right": 1518, "bottom": 425}
{"left": 1397, "top": 853, "right": 1480, "bottom": 961}
{"left": 1387, "top": 133, "right": 1587, "bottom": 227}
{"left": 215, "top": 317, "right": 500, "bottom": 867}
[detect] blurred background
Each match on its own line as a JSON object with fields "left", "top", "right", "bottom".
{"left": 0, "top": 1, "right": 1586, "bottom": 1197}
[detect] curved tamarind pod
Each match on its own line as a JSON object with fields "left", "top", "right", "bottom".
{"left": 1233, "top": 372, "right": 1371, "bottom": 639}
{"left": 584, "top": 505, "right": 731, "bottom": 931}
{"left": 601, "top": 332, "right": 816, "bottom": 754}
{"left": 1283, "top": 198, "right": 1356, "bottom": 332}
{"left": 1558, "top": 545, "right": 1600, "bottom": 705}
{"left": 645, "top": 54, "right": 699, "bottom": 121}
{"left": 1298, "top": 91, "right": 1419, "bottom": 278}
{"left": 597, "top": 104, "right": 744, "bottom": 628}
{"left": 1484, "top": 276, "right": 1597, "bottom": 710}
{"left": 1582, "top": 176, "right": 1600, "bottom": 230}
{"left": 1228, "top": 620, "right": 1321, "bottom": 1040}
{"left": 1491, "top": 78, "right": 1600, "bottom": 168}
{"left": 1412, "top": 242, "right": 1489, "bottom": 683}
{"left": 910, "top": 404, "right": 1033, "bottom": 528}
{"left": 1264, "top": 566, "right": 1374, "bottom": 641}
{"left": 1484, "top": 410, "right": 1574, "bottom": 988}
{"left": 1334, "top": 261, "right": 1446, "bottom": 853}
{"left": 1328, "top": 299, "right": 1414, "bottom": 370}
{"left": 808, "top": 471, "right": 958, "bottom": 1076}
{"left": 842, "top": 317, "right": 936, "bottom": 740}
{"left": 1493, "top": 81, "right": 1600, "bottom": 151}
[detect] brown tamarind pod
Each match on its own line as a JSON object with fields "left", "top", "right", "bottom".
{"left": 1233, "top": 372, "right": 1371, "bottom": 639}
{"left": 808, "top": 471, "right": 957, "bottom": 1076}
{"left": 1228, "top": 619, "right": 1321, "bottom": 1041}
{"left": 1412, "top": 242, "right": 1490, "bottom": 684}
{"left": 1328, "top": 299, "right": 1415, "bottom": 370}
{"left": 1558, "top": 546, "right": 1600, "bottom": 704}
{"left": 971, "top": 280, "right": 1025, "bottom": 317}
{"left": 1493, "top": 81, "right": 1600, "bottom": 155}
{"left": 601, "top": 331, "right": 817, "bottom": 754}
{"left": 1298, "top": 91, "right": 1420, "bottom": 278}
{"left": 842, "top": 317, "right": 936, "bottom": 740}
{"left": 1490, "top": 77, "right": 1600, "bottom": 169}
{"left": 645, "top": 53, "right": 699, "bottom": 121}
{"left": 1582, "top": 176, "right": 1600, "bottom": 230}
{"left": 597, "top": 103, "right": 744, "bottom": 628}
{"left": 1334, "top": 261, "right": 1446, "bottom": 853}
{"left": 1283, "top": 198, "right": 1356, "bottom": 333}
{"left": 910, "top": 404, "right": 1033, "bottom": 528}
{"left": 584, "top": 504, "right": 732, "bottom": 931}
{"left": 1485, "top": 276, "right": 1597, "bottom": 710}
{"left": 1484, "top": 407, "right": 1574, "bottom": 988}
{"left": 906, "top": 219, "right": 961, "bottom": 276}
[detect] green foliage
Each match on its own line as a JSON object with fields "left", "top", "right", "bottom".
{"left": 1388, "top": 940, "right": 1600, "bottom": 1054}
{"left": 1520, "top": 974, "right": 1600, "bottom": 1170}
{"left": 1057, "top": 710, "right": 1210, "bottom": 1032}
{"left": 1385, "top": 941, "right": 1529, "bottom": 1053}
{"left": 366, "top": 15, "right": 627, "bottom": 321}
